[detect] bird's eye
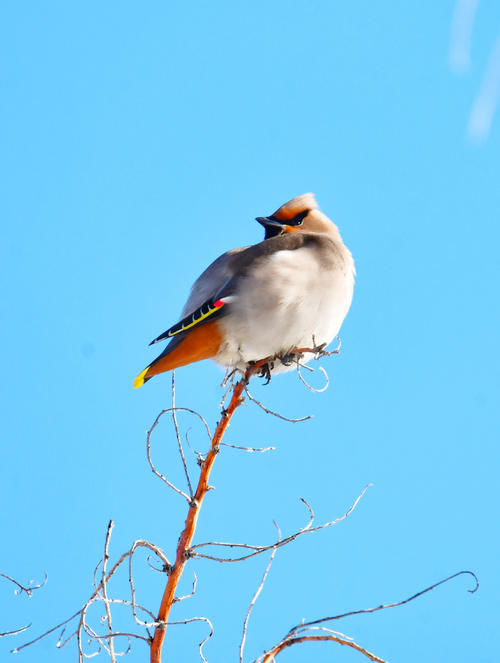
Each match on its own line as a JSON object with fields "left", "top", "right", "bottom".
{"left": 290, "top": 210, "right": 309, "bottom": 226}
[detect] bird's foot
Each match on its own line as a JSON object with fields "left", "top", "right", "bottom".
{"left": 277, "top": 351, "right": 300, "bottom": 367}
{"left": 258, "top": 361, "right": 274, "bottom": 384}
{"left": 246, "top": 358, "right": 274, "bottom": 384}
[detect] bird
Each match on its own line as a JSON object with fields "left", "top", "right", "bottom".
{"left": 134, "top": 193, "right": 355, "bottom": 388}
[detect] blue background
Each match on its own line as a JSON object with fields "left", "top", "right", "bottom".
{"left": 1, "top": 2, "right": 498, "bottom": 662}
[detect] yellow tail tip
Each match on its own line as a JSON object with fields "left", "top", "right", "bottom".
{"left": 133, "top": 367, "right": 150, "bottom": 389}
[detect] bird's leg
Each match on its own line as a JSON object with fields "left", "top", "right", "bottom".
{"left": 277, "top": 350, "right": 303, "bottom": 366}
{"left": 259, "top": 361, "right": 274, "bottom": 384}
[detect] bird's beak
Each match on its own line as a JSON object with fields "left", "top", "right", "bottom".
{"left": 255, "top": 216, "right": 282, "bottom": 229}
{"left": 255, "top": 216, "right": 285, "bottom": 239}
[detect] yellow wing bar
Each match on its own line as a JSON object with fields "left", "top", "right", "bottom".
{"left": 149, "top": 298, "right": 227, "bottom": 346}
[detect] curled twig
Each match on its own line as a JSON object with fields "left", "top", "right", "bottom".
{"left": 288, "top": 570, "right": 480, "bottom": 634}
{"left": 255, "top": 570, "right": 479, "bottom": 663}
{"left": 296, "top": 361, "right": 329, "bottom": 393}
{"left": 163, "top": 616, "right": 214, "bottom": 663}
{"left": 14, "top": 534, "right": 170, "bottom": 657}
{"left": 244, "top": 385, "right": 312, "bottom": 423}
{"left": 173, "top": 573, "right": 198, "bottom": 603}
{"left": 240, "top": 523, "right": 281, "bottom": 663}
{"left": 191, "top": 486, "right": 370, "bottom": 563}
{"left": 146, "top": 409, "right": 191, "bottom": 501}
{"left": 146, "top": 405, "right": 212, "bottom": 498}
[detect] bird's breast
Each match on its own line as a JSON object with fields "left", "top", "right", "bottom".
{"left": 215, "top": 240, "right": 354, "bottom": 370}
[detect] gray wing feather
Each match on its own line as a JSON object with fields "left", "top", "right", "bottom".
{"left": 181, "top": 235, "right": 313, "bottom": 316}
{"left": 181, "top": 247, "right": 248, "bottom": 316}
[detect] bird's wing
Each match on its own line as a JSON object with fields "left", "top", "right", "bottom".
{"left": 180, "top": 247, "right": 247, "bottom": 316}
{"left": 149, "top": 234, "right": 310, "bottom": 346}
{"left": 149, "top": 248, "right": 246, "bottom": 346}
{"left": 149, "top": 291, "right": 232, "bottom": 345}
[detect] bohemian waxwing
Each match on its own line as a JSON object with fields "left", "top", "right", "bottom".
{"left": 134, "top": 194, "right": 355, "bottom": 388}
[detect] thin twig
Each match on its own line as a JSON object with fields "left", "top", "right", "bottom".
{"left": 220, "top": 442, "right": 276, "bottom": 453}
{"left": 289, "top": 570, "right": 479, "bottom": 634}
{"left": 163, "top": 616, "right": 214, "bottom": 663}
{"left": 101, "top": 520, "right": 116, "bottom": 663}
{"left": 256, "top": 570, "right": 479, "bottom": 663}
{"left": 15, "top": 538, "right": 170, "bottom": 655}
{"left": 128, "top": 543, "right": 162, "bottom": 628}
{"left": 97, "top": 596, "right": 157, "bottom": 622}
{"left": 219, "top": 370, "right": 237, "bottom": 407}
{"left": 173, "top": 573, "right": 197, "bottom": 603}
{"left": 0, "top": 572, "right": 47, "bottom": 597}
{"left": 0, "top": 572, "right": 47, "bottom": 640}
{"left": 244, "top": 386, "right": 312, "bottom": 423}
{"left": 293, "top": 624, "right": 353, "bottom": 639}
{"left": 12, "top": 610, "right": 82, "bottom": 653}
{"left": 296, "top": 361, "right": 329, "bottom": 393}
{"left": 146, "top": 409, "right": 191, "bottom": 501}
{"left": 240, "top": 523, "right": 281, "bottom": 663}
{"left": 171, "top": 371, "right": 194, "bottom": 498}
{"left": 1, "top": 623, "right": 31, "bottom": 638}
{"left": 256, "top": 633, "right": 387, "bottom": 663}
{"left": 191, "top": 486, "right": 370, "bottom": 563}
{"left": 84, "top": 630, "right": 149, "bottom": 644}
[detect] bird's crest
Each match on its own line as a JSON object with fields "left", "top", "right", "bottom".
{"left": 271, "top": 193, "right": 318, "bottom": 222}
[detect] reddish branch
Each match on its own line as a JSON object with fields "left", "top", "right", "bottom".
{"left": 259, "top": 634, "right": 386, "bottom": 663}
{"left": 9, "top": 340, "right": 479, "bottom": 662}
{"left": 150, "top": 358, "right": 269, "bottom": 663}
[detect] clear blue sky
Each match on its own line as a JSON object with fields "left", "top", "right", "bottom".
{"left": 1, "top": 2, "right": 498, "bottom": 662}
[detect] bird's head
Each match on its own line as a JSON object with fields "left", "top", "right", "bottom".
{"left": 256, "top": 193, "right": 337, "bottom": 238}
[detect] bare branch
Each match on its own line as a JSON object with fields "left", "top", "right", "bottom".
{"left": 219, "top": 369, "right": 238, "bottom": 407}
{"left": 101, "top": 520, "right": 116, "bottom": 663}
{"left": 296, "top": 361, "right": 329, "bottom": 393}
{"left": 128, "top": 542, "right": 163, "bottom": 628}
{"left": 150, "top": 361, "right": 267, "bottom": 661}
{"left": 146, "top": 408, "right": 191, "bottom": 501}
{"left": 256, "top": 570, "right": 478, "bottom": 663}
{"left": 164, "top": 616, "right": 214, "bottom": 663}
{"left": 244, "top": 385, "right": 312, "bottom": 423}
{"left": 191, "top": 486, "right": 370, "bottom": 563}
{"left": 14, "top": 536, "right": 170, "bottom": 656}
{"left": 12, "top": 610, "right": 82, "bottom": 653}
{"left": 97, "top": 596, "right": 156, "bottom": 622}
{"left": 0, "top": 571, "right": 47, "bottom": 597}
{"left": 173, "top": 573, "right": 197, "bottom": 603}
{"left": 255, "top": 633, "right": 387, "bottom": 663}
{"left": 220, "top": 442, "right": 276, "bottom": 453}
{"left": 83, "top": 630, "right": 149, "bottom": 644}
{"left": 289, "top": 570, "right": 480, "bottom": 634}
{"left": 1, "top": 623, "right": 31, "bottom": 638}
{"left": 292, "top": 336, "right": 341, "bottom": 359}
{"left": 240, "top": 523, "right": 281, "bottom": 663}
{"left": 0, "top": 572, "right": 47, "bottom": 640}
{"left": 171, "top": 371, "right": 194, "bottom": 498}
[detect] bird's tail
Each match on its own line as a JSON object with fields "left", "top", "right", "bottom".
{"left": 133, "top": 320, "right": 223, "bottom": 388}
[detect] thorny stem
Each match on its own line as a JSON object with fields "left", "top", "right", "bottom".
{"left": 150, "top": 357, "right": 272, "bottom": 663}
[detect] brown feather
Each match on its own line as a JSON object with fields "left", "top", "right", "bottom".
{"left": 141, "top": 320, "right": 223, "bottom": 381}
